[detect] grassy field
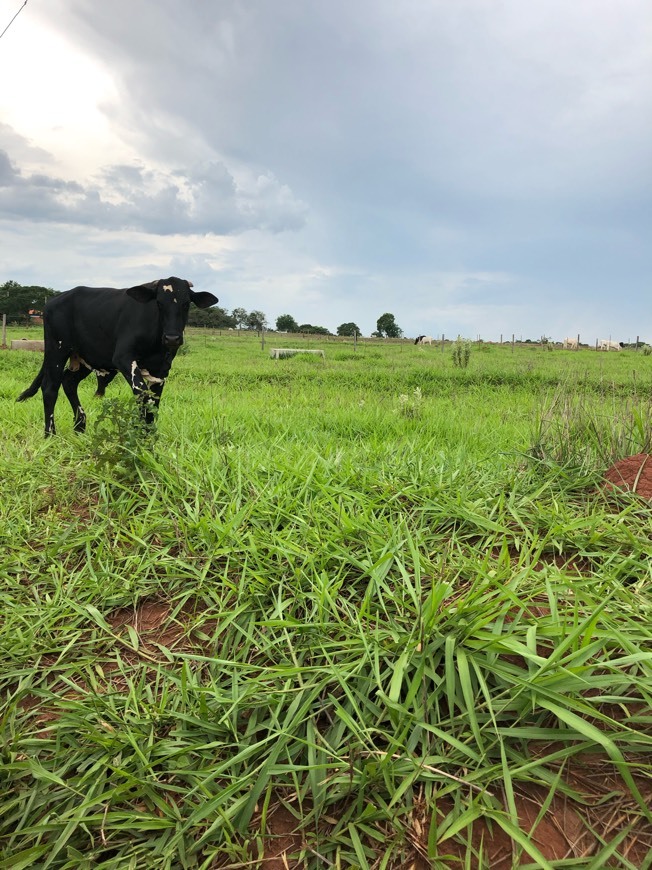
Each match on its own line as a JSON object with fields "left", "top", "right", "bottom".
{"left": 1, "top": 331, "right": 652, "bottom": 869}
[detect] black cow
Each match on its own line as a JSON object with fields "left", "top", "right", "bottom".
{"left": 17, "top": 276, "right": 218, "bottom": 436}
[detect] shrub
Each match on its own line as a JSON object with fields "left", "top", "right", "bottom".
{"left": 452, "top": 336, "right": 471, "bottom": 368}
{"left": 88, "top": 398, "right": 156, "bottom": 481}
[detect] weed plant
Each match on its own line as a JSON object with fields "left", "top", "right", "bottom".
{"left": 88, "top": 397, "right": 157, "bottom": 482}
{"left": 1, "top": 333, "right": 652, "bottom": 868}
{"left": 452, "top": 335, "right": 472, "bottom": 368}
{"left": 396, "top": 386, "right": 423, "bottom": 418}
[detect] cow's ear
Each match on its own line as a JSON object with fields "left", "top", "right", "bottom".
{"left": 190, "top": 289, "right": 219, "bottom": 309}
{"left": 127, "top": 281, "right": 159, "bottom": 303}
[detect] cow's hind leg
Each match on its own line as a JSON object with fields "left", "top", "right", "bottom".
{"left": 61, "top": 366, "right": 92, "bottom": 433}
{"left": 41, "top": 354, "right": 69, "bottom": 437}
{"left": 95, "top": 370, "right": 118, "bottom": 397}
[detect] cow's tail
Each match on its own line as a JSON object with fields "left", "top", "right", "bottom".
{"left": 16, "top": 363, "right": 45, "bottom": 402}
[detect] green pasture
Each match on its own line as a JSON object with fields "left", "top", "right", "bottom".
{"left": 1, "top": 332, "right": 651, "bottom": 868}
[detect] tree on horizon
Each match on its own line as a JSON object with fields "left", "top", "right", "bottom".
{"left": 375, "top": 312, "right": 402, "bottom": 338}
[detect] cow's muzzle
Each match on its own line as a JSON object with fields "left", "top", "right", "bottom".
{"left": 163, "top": 334, "right": 183, "bottom": 349}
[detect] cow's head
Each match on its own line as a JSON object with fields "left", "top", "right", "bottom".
{"left": 127, "top": 277, "right": 218, "bottom": 350}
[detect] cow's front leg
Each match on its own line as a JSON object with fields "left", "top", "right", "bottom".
{"left": 114, "top": 357, "right": 158, "bottom": 424}
{"left": 140, "top": 369, "right": 166, "bottom": 424}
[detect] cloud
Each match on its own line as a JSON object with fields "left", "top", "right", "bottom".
{"left": 0, "top": 0, "right": 650, "bottom": 339}
{"left": 0, "top": 144, "right": 307, "bottom": 234}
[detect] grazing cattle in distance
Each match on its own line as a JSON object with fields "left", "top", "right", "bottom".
{"left": 598, "top": 339, "right": 623, "bottom": 351}
{"left": 563, "top": 337, "right": 579, "bottom": 349}
{"left": 415, "top": 335, "right": 434, "bottom": 345}
{"left": 17, "top": 277, "right": 218, "bottom": 436}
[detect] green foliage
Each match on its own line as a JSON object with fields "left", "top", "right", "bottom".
{"left": 375, "top": 311, "right": 402, "bottom": 338}
{"left": 246, "top": 309, "right": 267, "bottom": 331}
{"left": 87, "top": 397, "right": 155, "bottom": 481}
{"left": 337, "top": 321, "right": 360, "bottom": 337}
{"left": 275, "top": 313, "right": 300, "bottom": 332}
{"left": 231, "top": 306, "right": 248, "bottom": 328}
{"left": 452, "top": 334, "right": 472, "bottom": 367}
{"left": 298, "top": 323, "right": 331, "bottom": 334}
{"left": 0, "top": 280, "right": 56, "bottom": 321}
{"left": 186, "top": 305, "right": 236, "bottom": 328}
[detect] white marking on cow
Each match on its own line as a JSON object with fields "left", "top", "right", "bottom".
{"left": 131, "top": 360, "right": 139, "bottom": 388}
{"left": 163, "top": 284, "right": 173, "bottom": 292}
{"left": 72, "top": 355, "right": 111, "bottom": 376}
{"left": 140, "top": 368, "right": 165, "bottom": 385}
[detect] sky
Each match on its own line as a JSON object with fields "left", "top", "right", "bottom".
{"left": 0, "top": 0, "right": 650, "bottom": 340}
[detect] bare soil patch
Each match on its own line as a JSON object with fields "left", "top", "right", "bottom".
{"left": 604, "top": 453, "right": 652, "bottom": 499}
{"left": 259, "top": 804, "right": 304, "bottom": 869}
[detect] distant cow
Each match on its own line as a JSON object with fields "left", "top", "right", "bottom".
{"left": 562, "top": 337, "right": 578, "bottom": 349}
{"left": 17, "top": 277, "right": 218, "bottom": 436}
{"left": 598, "top": 339, "right": 622, "bottom": 351}
{"left": 415, "top": 335, "right": 434, "bottom": 345}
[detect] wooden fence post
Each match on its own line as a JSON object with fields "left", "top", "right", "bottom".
{"left": 441, "top": 334, "right": 445, "bottom": 353}
{"left": 511, "top": 333, "right": 515, "bottom": 353}
{"left": 1, "top": 314, "right": 6, "bottom": 349}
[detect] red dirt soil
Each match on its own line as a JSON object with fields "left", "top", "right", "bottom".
{"left": 604, "top": 453, "right": 652, "bottom": 498}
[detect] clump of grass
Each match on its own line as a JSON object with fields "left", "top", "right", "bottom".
{"left": 452, "top": 335, "right": 471, "bottom": 368}
{"left": 530, "top": 386, "right": 652, "bottom": 469}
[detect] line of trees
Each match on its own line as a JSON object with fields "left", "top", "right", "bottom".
{"left": 275, "top": 313, "right": 403, "bottom": 338}
{"left": 275, "top": 314, "right": 333, "bottom": 335}
{"left": 1, "top": 280, "right": 405, "bottom": 339}
{"left": 187, "top": 306, "right": 267, "bottom": 330}
{"left": 0, "top": 281, "right": 57, "bottom": 322}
